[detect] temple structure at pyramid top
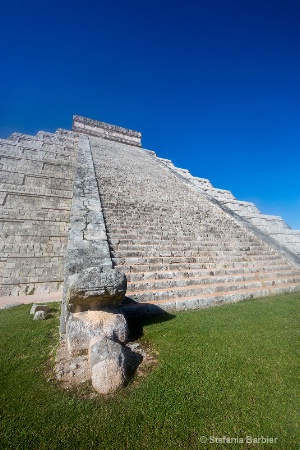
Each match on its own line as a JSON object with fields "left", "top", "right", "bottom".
{"left": 72, "top": 115, "right": 142, "bottom": 147}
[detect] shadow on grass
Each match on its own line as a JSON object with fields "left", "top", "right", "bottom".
{"left": 122, "top": 296, "right": 176, "bottom": 340}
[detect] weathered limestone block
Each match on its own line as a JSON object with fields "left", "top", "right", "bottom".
{"left": 33, "top": 310, "right": 48, "bottom": 320}
{"left": 66, "top": 267, "right": 127, "bottom": 313}
{"left": 66, "top": 310, "right": 128, "bottom": 355}
{"left": 30, "top": 304, "right": 50, "bottom": 315}
{"left": 89, "top": 336, "right": 126, "bottom": 395}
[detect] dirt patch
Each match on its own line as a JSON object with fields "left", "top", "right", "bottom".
{"left": 54, "top": 337, "right": 158, "bottom": 396}
{"left": 54, "top": 337, "right": 90, "bottom": 389}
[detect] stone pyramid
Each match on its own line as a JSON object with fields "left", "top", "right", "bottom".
{"left": 1, "top": 115, "right": 300, "bottom": 319}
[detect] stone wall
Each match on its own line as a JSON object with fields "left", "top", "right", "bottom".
{"left": 0, "top": 130, "right": 78, "bottom": 296}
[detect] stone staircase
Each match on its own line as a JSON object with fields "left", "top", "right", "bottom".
{"left": 158, "top": 159, "right": 300, "bottom": 256}
{"left": 89, "top": 134, "right": 300, "bottom": 315}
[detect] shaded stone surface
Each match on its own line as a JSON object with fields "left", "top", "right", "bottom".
{"left": 66, "top": 267, "right": 127, "bottom": 313}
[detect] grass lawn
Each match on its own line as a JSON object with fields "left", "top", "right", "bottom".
{"left": 0, "top": 292, "right": 299, "bottom": 449}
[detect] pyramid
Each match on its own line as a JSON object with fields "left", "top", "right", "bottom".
{"left": 1, "top": 115, "right": 300, "bottom": 320}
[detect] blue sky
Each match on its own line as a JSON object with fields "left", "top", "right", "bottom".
{"left": 1, "top": 0, "right": 299, "bottom": 228}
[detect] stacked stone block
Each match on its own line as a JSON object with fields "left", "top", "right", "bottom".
{"left": 57, "top": 128, "right": 128, "bottom": 395}
{"left": 60, "top": 134, "right": 113, "bottom": 332}
{"left": 0, "top": 129, "right": 78, "bottom": 296}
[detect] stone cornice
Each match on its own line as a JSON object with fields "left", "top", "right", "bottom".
{"left": 72, "top": 115, "right": 142, "bottom": 147}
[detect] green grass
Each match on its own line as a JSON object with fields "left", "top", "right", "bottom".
{"left": 0, "top": 293, "right": 299, "bottom": 449}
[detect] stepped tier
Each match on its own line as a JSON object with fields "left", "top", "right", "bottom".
{"left": 157, "top": 159, "right": 300, "bottom": 256}
{"left": 0, "top": 130, "right": 78, "bottom": 296}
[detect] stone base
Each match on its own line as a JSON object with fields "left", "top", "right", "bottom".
{"left": 66, "top": 267, "right": 127, "bottom": 313}
{"left": 66, "top": 310, "right": 128, "bottom": 356}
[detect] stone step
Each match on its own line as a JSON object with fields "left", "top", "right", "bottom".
{"left": 123, "top": 265, "right": 298, "bottom": 282}
{"left": 108, "top": 234, "right": 264, "bottom": 246}
{"left": 9, "top": 131, "right": 77, "bottom": 146}
{"left": 112, "top": 253, "right": 284, "bottom": 267}
{"left": 106, "top": 213, "right": 219, "bottom": 221}
{"left": 127, "top": 273, "right": 300, "bottom": 292}
{"left": 127, "top": 277, "right": 300, "bottom": 303}
{"left": 110, "top": 247, "right": 277, "bottom": 258}
{"left": 106, "top": 218, "right": 245, "bottom": 227}
{"left": 108, "top": 234, "right": 262, "bottom": 244}
{"left": 0, "top": 142, "right": 76, "bottom": 165}
{"left": 109, "top": 242, "right": 267, "bottom": 254}
{"left": 1, "top": 184, "right": 73, "bottom": 198}
{"left": 110, "top": 238, "right": 263, "bottom": 248}
{"left": 0, "top": 135, "right": 76, "bottom": 156}
{"left": 127, "top": 266, "right": 300, "bottom": 283}
{"left": 109, "top": 238, "right": 272, "bottom": 249}
{"left": 107, "top": 227, "right": 260, "bottom": 237}
{"left": 121, "top": 284, "right": 300, "bottom": 317}
{"left": 115, "top": 259, "right": 292, "bottom": 273}
{"left": 105, "top": 212, "right": 225, "bottom": 220}
{"left": 106, "top": 223, "right": 230, "bottom": 230}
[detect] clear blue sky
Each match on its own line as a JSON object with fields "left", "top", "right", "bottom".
{"left": 1, "top": 0, "right": 299, "bottom": 228}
